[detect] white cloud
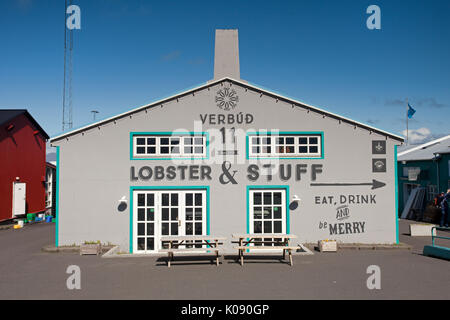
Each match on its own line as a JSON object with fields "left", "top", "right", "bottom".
{"left": 401, "top": 127, "right": 432, "bottom": 144}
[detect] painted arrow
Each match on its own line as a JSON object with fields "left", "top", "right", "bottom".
{"left": 310, "top": 179, "right": 386, "bottom": 190}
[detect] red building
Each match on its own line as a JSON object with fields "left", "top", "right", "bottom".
{"left": 0, "top": 110, "right": 49, "bottom": 222}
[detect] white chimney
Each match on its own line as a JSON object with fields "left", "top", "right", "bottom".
{"left": 213, "top": 29, "right": 240, "bottom": 80}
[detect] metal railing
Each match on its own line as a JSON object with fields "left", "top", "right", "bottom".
{"left": 431, "top": 226, "right": 450, "bottom": 247}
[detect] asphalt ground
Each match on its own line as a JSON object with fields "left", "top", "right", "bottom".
{"left": 0, "top": 219, "right": 448, "bottom": 300}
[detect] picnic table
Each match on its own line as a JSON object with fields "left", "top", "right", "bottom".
{"left": 231, "top": 233, "right": 298, "bottom": 266}
{"left": 159, "top": 235, "right": 226, "bottom": 267}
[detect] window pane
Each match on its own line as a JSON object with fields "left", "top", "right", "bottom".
{"left": 138, "top": 223, "right": 145, "bottom": 236}
{"left": 263, "top": 207, "right": 272, "bottom": 219}
{"left": 309, "top": 146, "right": 318, "bottom": 153}
{"left": 286, "top": 146, "right": 295, "bottom": 153}
{"left": 171, "top": 146, "right": 180, "bottom": 154}
{"left": 138, "top": 208, "right": 145, "bottom": 221}
{"left": 253, "top": 192, "right": 262, "bottom": 205}
{"left": 184, "top": 146, "right": 193, "bottom": 154}
{"left": 137, "top": 194, "right": 145, "bottom": 206}
{"left": 160, "top": 147, "right": 169, "bottom": 154}
{"left": 186, "top": 193, "right": 193, "bottom": 206}
{"left": 194, "top": 137, "right": 203, "bottom": 145}
{"left": 170, "top": 138, "right": 180, "bottom": 144}
{"left": 262, "top": 137, "right": 271, "bottom": 144}
{"left": 146, "top": 194, "right": 154, "bottom": 206}
{"left": 147, "top": 223, "right": 154, "bottom": 236}
{"left": 309, "top": 137, "right": 318, "bottom": 144}
{"left": 186, "top": 208, "right": 193, "bottom": 220}
{"left": 254, "top": 221, "right": 262, "bottom": 233}
{"left": 171, "top": 223, "right": 178, "bottom": 235}
{"left": 276, "top": 137, "right": 284, "bottom": 144}
{"left": 184, "top": 137, "right": 193, "bottom": 145}
{"left": 195, "top": 222, "right": 202, "bottom": 235}
{"left": 264, "top": 221, "right": 272, "bottom": 233}
{"left": 137, "top": 238, "right": 145, "bottom": 250}
{"left": 160, "top": 138, "right": 169, "bottom": 145}
{"left": 186, "top": 223, "right": 193, "bottom": 235}
{"left": 147, "top": 147, "right": 156, "bottom": 154}
{"left": 146, "top": 238, "right": 154, "bottom": 250}
{"left": 195, "top": 193, "right": 202, "bottom": 206}
{"left": 274, "top": 221, "right": 282, "bottom": 233}
{"left": 273, "top": 192, "right": 282, "bottom": 204}
{"left": 262, "top": 146, "right": 271, "bottom": 153}
{"left": 171, "top": 194, "right": 178, "bottom": 206}
{"left": 194, "top": 147, "right": 203, "bottom": 154}
{"left": 299, "top": 146, "right": 308, "bottom": 153}
{"left": 136, "top": 138, "right": 145, "bottom": 145}
{"left": 136, "top": 147, "right": 145, "bottom": 154}
{"left": 299, "top": 137, "right": 308, "bottom": 144}
{"left": 195, "top": 208, "right": 202, "bottom": 220}
{"left": 263, "top": 192, "right": 272, "bottom": 205}
{"left": 162, "top": 208, "right": 169, "bottom": 221}
{"left": 277, "top": 146, "right": 285, "bottom": 153}
{"left": 252, "top": 137, "right": 260, "bottom": 144}
{"left": 171, "top": 208, "right": 178, "bottom": 220}
{"left": 147, "top": 208, "right": 154, "bottom": 221}
{"left": 162, "top": 194, "right": 169, "bottom": 206}
{"left": 274, "top": 207, "right": 282, "bottom": 219}
{"left": 147, "top": 138, "right": 156, "bottom": 145}
{"left": 161, "top": 223, "right": 169, "bottom": 235}
{"left": 286, "top": 137, "right": 295, "bottom": 144}
{"left": 252, "top": 146, "right": 260, "bottom": 154}
{"left": 253, "top": 207, "right": 262, "bottom": 219}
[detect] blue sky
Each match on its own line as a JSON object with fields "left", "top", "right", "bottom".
{"left": 1, "top": 0, "right": 449, "bottom": 145}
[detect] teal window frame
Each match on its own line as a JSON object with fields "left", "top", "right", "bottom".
{"left": 130, "top": 131, "right": 210, "bottom": 160}
{"left": 246, "top": 185, "right": 290, "bottom": 235}
{"left": 246, "top": 131, "right": 324, "bottom": 160}
{"left": 129, "top": 186, "right": 210, "bottom": 253}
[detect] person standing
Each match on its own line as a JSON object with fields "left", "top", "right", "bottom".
{"left": 439, "top": 190, "right": 450, "bottom": 228}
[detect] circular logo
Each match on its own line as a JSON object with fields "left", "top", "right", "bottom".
{"left": 215, "top": 88, "right": 239, "bottom": 111}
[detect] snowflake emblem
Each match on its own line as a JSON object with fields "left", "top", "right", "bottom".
{"left": 375, "top": 143, "right": 383, "bottom": 152}
{"left": 215, "top": 88, "right": 239, "bottom": 111}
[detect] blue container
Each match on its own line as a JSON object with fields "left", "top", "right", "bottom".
{"left": 45, "top": 216, "right": 52, "bottom": 223}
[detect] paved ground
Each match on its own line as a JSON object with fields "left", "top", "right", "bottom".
{"left": 0, "top": 220, "right": 448, "bottom": 299}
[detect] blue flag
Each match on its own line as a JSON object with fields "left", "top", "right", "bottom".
{"left": 407, "top": 103, "right": 416, "bottom": 119}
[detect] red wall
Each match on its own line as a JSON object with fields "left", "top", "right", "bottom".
{"left": 0, "top": 114, "right": 46, "bottom": 221}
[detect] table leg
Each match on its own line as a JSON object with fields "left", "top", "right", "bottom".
{"left": 289, "top": 250, "right": 293, "bottom": 266}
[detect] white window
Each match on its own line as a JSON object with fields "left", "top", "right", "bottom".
{"left": 133, "top": 134, "right": 206, "bottom": 158}
{"left": 248, "top": 134, "right": 322, "bottom": 158}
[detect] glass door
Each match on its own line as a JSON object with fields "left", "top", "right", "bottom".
{"left": 133, "top": 189, "right": 207, "bottom": 253}
{"left": 249, "top": 189, "right": 286, "bottom": 247}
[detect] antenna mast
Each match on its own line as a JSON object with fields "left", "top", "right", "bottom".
{"left": 62, "top": 0, "right": 74, "bottom": 131}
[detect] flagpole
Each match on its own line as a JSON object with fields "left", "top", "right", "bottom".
{"left": 406, "top": 98, "right": 408, "bottom": 145}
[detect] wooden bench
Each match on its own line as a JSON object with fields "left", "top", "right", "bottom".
{"left": 232, "top": 234, "right": 298, "bottom": 266}
{"left": 159, "top": 236, "right": 226, "bottom": 267}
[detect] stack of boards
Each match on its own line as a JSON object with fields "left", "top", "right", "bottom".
{"left": 401, "top": 187, "right": 426, "bottom": 220}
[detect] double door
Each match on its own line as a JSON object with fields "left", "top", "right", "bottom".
{"left": 133, "top": 190, "right": 207, "bottom": 253}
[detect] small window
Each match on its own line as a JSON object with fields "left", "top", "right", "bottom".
{"left": 249, "top": 133, "right": 322, "bottom": 158}
{"left": 133, "top": 134, "right": 207, "bottom": 158}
